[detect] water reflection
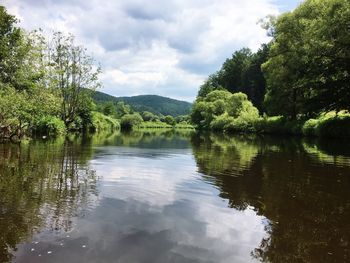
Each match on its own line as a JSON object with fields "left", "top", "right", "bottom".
{"left": 0, "top": 131, "right": 349, "bottom": 262}
{"left": 191, "top": 133, "right": 350, "bottom": 263}
{"left": 0, "top": 138, "right": 98, "bottom": 262}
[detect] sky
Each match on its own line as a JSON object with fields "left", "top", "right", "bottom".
{"left": 2, "top": 0, "right": 302, "bottom": 102}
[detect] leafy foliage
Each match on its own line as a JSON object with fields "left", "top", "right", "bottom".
{"left": 46, "top": 32, "right": 101, "bottom": 126}
{"left": 263, "top": 0, "right": 350, "bottom": 118}
{"left": 0, "top": 6, "right": 115, "bottom": 140}
{"left": 34, "top": 116, "right": 66, "bottom": 136}
{"left": 302, "top": 111, "right": 350, "bottom": 138}
{"left": 120, "top": 113, "right": 143, "bottom": 130}
{"left": 197, "top": 45, "right": 269, "bottom": 111}
{"left": 90, "top": 111, "right": 120, "bottom": 132}
{"left": 192, "top": 0, "right": 350, "bottom": 138}
{"left": 191, "top": 90, "right": 260, "bottom": 132}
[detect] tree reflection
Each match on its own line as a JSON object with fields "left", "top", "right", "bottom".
{"left": 0, "top": 138, "right": 98, "bottom": 262}
{"left": 191, "top": 133, "right": 350, "bottom": 263}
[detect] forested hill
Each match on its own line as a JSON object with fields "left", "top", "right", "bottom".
{"left": 92, "top": 91, "right": 192, "bottom": 117}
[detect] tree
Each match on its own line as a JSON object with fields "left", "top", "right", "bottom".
{"left": 115, "top": 101, "right": 131, "bottom": 118}
{"left": 191, "top": 90, "right": 259, "bottom": 131}
{"left": 120, "top": 113, "right": 143, "bottom": 130}
{"left": 141, "top": 111, "right": 156, "bottom": 122}
{"left": 263, "top": 0, "right": 350, "bottom": 118}
{"left": 0, "top": 6, "right": 23, "bottom": 88}
{"left": 197, "top": 46, "right": 268, "bottom": 111}
{"left": 0, "top": 8, "right": 61, "bottom": 140}
{"left": 102, "top": 102, "right": 116, "bottom": 116}
{"left": 175, "top": 115, "right": 190, "bottom": 123}
{"left": 47, "top": 32, "right": 101, "bottom": 126}
{"left": 164, "top": 115, "right": 176, "bottom": 126}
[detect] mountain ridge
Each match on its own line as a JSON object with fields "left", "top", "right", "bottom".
{"left": 92, "top": 90, "right": 192, "bottom": 117}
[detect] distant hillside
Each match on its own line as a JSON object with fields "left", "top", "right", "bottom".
{"left": 92, "top": 91, "right": 192, "bottom": 117}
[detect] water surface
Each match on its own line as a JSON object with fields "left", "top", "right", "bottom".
{"left": 0, "top": 131, "right": 349, "bottom": 263}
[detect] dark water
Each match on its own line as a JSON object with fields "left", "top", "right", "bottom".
{"left": 0, "top": 131, "right": 349, "bottom": 263}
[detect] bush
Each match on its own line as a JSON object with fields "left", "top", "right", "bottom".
{"left": 225, "top": 117, "right": 255, "bottom": 133}
{"left": 141, "top": 111, "right": 156, "bottom": 122}
{"left": 35, "top": 116, "right": 66, "bottom": 137}
{"left": 315, "top": 114, "right": 350, "bottom": 138}
{"left": 120, "top": 113, "right": 143, "bottom": 130}
{"left": 302, "top": 119, "right": 318, "bottom": 136}
{"left": 210, "top": 114, "right": 234, "bottom": 131}
{"left": 90, "top": 112, "right": 120, "bottom": 132}
{"left": 164, "top": 115, "right": 176, "bottom": 126}
{"left": 301, "top": 111, "right": 350, "bottom": 138}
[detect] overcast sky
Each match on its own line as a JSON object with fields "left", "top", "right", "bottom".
{"left": 2, "top": 0, "right": 301, "bottom": 102}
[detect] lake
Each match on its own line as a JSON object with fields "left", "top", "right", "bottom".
{"left": 0, "top": 131, "right": 349, "bottom": 263}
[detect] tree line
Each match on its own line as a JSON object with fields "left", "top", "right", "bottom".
{"left": 191, "top": 0, "right": 350, "bottom": 137}
{"left": 0, "top": 6, "right": 110, "bottom": 140}
{"left": 0, "top": 6, "right": 192, "bottom": 141}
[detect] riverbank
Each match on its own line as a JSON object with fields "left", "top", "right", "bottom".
{"left": 191, "top": 90, "right": 350, "bottom": 139}
{"left": 222, "top": 111, "right": 350, "bottom": 138}
{"left": 193, "top": 112, "right": 350, "bottom": 139}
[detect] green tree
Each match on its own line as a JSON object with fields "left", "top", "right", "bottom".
{"left": 115, "top": 101, "right": 131, "bottom": 118}
{"left": 164, "top": 115, "right": 176, "bottom": 126}
{"left": 263, "top": 0, "right": 350, "bottom": 118}
{"left": 120, "top": 113, "right": 143, "bottom": 130}
{"left": 46, "top": 32, "right": 101, "bottom": 127}
{"left": 197, "top": 46, "right": 268, "bottom": 111}
{"left": 0, "top": 6, "right": 23, "bottom": 88}
{"left": 102, "top": 102, "right": 116, "bottom": 116}
{"left": 141, "top": 111, "right": 156, "bottom": 122}
{"left": 191, "top": 90, "right": 259, "bottom": 131}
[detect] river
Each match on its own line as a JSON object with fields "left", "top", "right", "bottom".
{"left": 0, "top": 131, "right": 349, "bottom": 263}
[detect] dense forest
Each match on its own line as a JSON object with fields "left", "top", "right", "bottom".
{"left": 191, "top": 0, "right": 350, "bottom": 138}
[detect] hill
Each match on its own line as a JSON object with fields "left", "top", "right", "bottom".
{"left": 92, "top": 91, "right": 192, "bottom": 117}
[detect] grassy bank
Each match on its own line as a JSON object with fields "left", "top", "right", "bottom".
{"left": 137, "top": 121, "right": 194, "bottom": 130}
{"left": 217, "top": 111, "right": 350, "bottom": 138}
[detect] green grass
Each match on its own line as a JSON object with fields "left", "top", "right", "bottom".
{"left": 138, "top": 121, "right": 172, "bottom": 129}
{"left": 137, "top": 121, "right": 194, "bottom": 130}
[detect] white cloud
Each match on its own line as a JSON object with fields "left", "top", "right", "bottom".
{"left": 2, "top": 0, "right": 285, "bottom": 101}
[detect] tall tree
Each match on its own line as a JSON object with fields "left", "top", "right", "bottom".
{"left": 263, "top": 0, "right": 350, "bottom": 118}
{"left": 47, "top": 32, "right": 101, "bottom": 126}
{"left": 197, "top": 46, "right": 268, "bottom": 111}
{"left": 0, "top": 6, "right": 22, "bottom": 87}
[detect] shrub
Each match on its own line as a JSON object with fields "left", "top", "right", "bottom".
{"left": 316, "top": 115, "right": 350, "bottom": 138}
{"left": 35, "top": 116, "right": 66, "bottom": 137}
{"left": 164, "top": 115, "right": 176, "bottom": 126}
{"left": 253, "top": 116, "right": 288, "bottom": 134}
{"left": 302, "top": 119, "right": 318, "bottom": 136}
{"left": 141, "top": 111, "right": 156, "bottom": 122}
{"left": 301, "top": 111, "right": 350, "bottom": 138}
{"left": 225, "top": 117, "right": 256, "bottom": 133}
{"left": 120, "top": 113, "right": 143, "bottom": 130}
{"left": 90, "top": 112, "right": 120, "bottom": 132}
{"left": 210, "top": 114, "right": 234, "bottom": 131}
